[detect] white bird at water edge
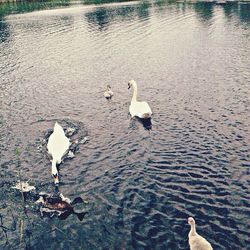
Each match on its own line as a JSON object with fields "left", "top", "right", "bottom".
{"left": 47, "top": 122, "right": 70, "bottom": 185}
{"left": 128, "top": 80, "right": 152, "bottom": 119}
{"left": 188, "top": 217, "right": 213, "bottom": 250}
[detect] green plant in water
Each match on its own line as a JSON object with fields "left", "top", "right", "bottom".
{"left": 15, "top": 148, "right": 21, "bottom": 157}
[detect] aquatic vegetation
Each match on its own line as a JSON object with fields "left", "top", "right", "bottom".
{"left": 12, "top": 181, "right": 36, "bottom": 193}
{"left": 0, "top": 0, "right": 71, "bottom": 19}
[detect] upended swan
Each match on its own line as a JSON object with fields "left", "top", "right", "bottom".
{"left": 128, "top": 80, "right": 152, "bottom": 119}
{"left": 104, "top": 85, "right": 114, "bottom": 99}
{"left": 188, "top": 217, "right": 213, "bottom": 250}
{"left": 47, "top": 122, "right": 70, "bottom": 185}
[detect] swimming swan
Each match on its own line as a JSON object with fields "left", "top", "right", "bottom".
{"left": 128, "top": 80, "right": 152, "bottom": 119}
{"left": 104, "top": 85, "right": 114, "bottom": 99}
{"left": 188, "top": 217, "right": 213, "bottom": 250}
{"left": 47, "top": 122, "right": 70, "bottom": 185}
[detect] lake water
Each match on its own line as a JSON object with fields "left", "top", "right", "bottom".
{"left": 0, "top": 0, "right": 249, "bottom": 249}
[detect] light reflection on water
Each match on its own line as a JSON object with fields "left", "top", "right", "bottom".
{"left": 0, "top": 1, "right": 249, "bottom": 249}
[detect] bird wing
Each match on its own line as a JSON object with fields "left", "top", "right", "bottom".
{"left": 189, "top": 235, "right": 213, "bottom": 250}
{"left": 47, "top": 132, "right": 70, "bottom": 163}
{"left": 129, "top": 101, "right": 152, "bottom": 118}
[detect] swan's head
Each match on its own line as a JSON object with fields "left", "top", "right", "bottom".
{"left": 53, "top": 173, "right": 59, "bottom": 185}
{"left": 52, "top": 162, "right": 59, "bottom": 185}
{"left": 188, "top": 217, "right": 195, "bottom": 226}
{"left": 128, "top": 80, "right": 136, "bottom": 89}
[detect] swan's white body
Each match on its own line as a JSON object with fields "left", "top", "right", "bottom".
{"left": 47, "top": 122, "right": 70, "bottom": 184}
{"left": 188, "top": 217, "right": 213, "bottom": 250}
{"left": 128, "top": 80, "right": 152, "bottom": 119}
{"left": 104, "top": 85, "right": 113, "bottom": 99}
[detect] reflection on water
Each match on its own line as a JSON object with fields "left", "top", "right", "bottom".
{"left": 86, "top": 7, "right": 115, "bottom": 31}
{"left": 194, "top": 2, "right": 214, "bottom": 21}
{"left": 131, "top": 117, "right": 153, "bottom": 130}
{"left": 140, "top": 118, "right": 152, "bottom": 130}
{"left": 0, "top": 0, "right": 250, "bottom": 249}
{"left": 85, "top": 3, "right": 152, "bottom": 31}
{"left": 0, "top": 21, "right": 10, "bottom": 42}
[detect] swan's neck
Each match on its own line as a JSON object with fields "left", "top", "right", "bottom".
{"left": 131, "top": 84, "right": 137, "bottom": 102}
{"left": 55, "top": 128, "right": 64, "bottom": 135}
{"left": 189, "top": 224, "right": 197, "bottom": 237}
{"left": 51, "top": 160, "right": 57, "bottom": 175}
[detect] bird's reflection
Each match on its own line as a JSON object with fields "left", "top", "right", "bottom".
{"left": 139, "top": 117, "right": 152, "bottom": 130}
{"left": 130, "top": 117, "right": 152, "bottom": 130}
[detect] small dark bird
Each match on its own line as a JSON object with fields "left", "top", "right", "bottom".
{"left": 36, "top": 192, "right": 87, "bottom": 221}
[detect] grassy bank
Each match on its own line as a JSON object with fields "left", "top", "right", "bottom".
{"left": 0, "top": 0, "right": 138, "bottom": 19}
{"left": 0, "top": 0, "right": 71, "bottom": 18}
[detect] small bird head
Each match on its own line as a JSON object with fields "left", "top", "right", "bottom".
{"left": 188, "top": 217, "right": 195, "bottom": 226}
{"left": 128, "top": 80, "right": 136, "bottom": 89}
{"left": 107, "top": 85, "right": 111, "bottom": 90}
{"left": 35, "top": 196, "right": 45, "bottom": 204}
{"left": 53, "top": 173, "right": 59, "bottom": 185}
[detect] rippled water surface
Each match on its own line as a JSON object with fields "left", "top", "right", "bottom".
{"left": 0, "top": 0, "right": 250, "bottom": 249}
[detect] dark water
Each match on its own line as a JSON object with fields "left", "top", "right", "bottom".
{"left": 0, "top": 0, "right": 250, "bottom": 249}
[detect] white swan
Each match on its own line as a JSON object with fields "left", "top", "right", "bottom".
{"left": 104, "top": 85, "right": 114, "bottom": 99}
{"left": 188, "top": 217, "right": 213, "bottom": 250}
{"left": 128, "top": 80, "right": 152, "bottom": 119}
{"left": 47, "top": 122, "right": 70, "bottom": 185}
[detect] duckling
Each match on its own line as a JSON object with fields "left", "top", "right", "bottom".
{"left": 104, "top": 85, "right": 114, "bottom": 99}
{"left": 36, "top": 192, "right": 87, "bottom": 221}
{"left": 188, "top": 217, "right": 213, "bottom": 250}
